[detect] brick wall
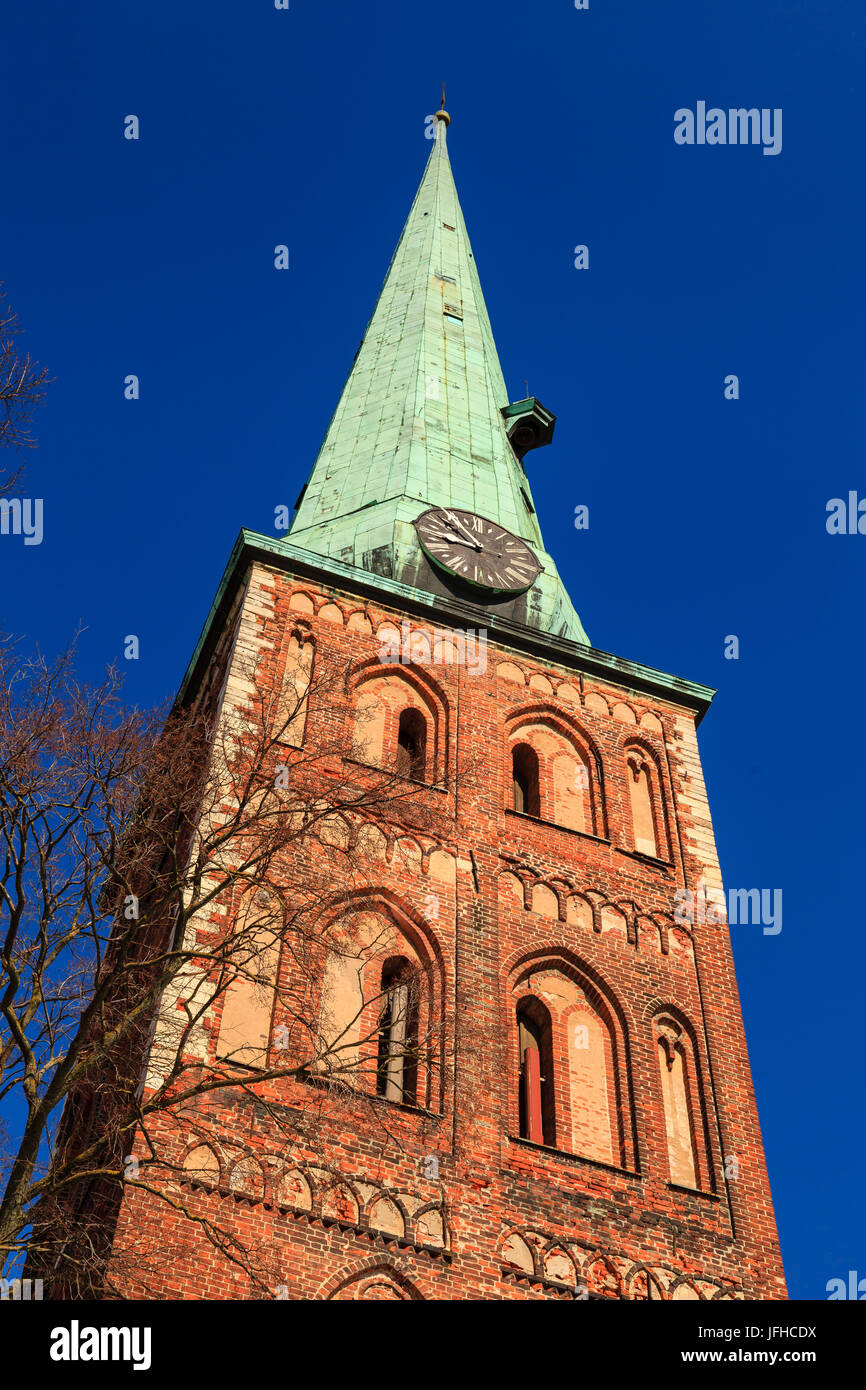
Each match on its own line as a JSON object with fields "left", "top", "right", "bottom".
{"left": 100, "top": 562, "right": 786, "bottom": 1301}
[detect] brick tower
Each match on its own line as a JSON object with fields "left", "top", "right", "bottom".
{"left": 95, "top": 105, "right": 786, "bottom": 1301}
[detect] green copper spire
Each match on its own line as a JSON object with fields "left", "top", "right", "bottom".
{"left": 287, "top": 106, "right": 589, "bottom": 644}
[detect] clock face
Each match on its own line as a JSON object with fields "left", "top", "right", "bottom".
{"left": 413, "top": 507, "right": 542, "bottom": 595}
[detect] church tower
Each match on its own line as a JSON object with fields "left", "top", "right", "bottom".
{"left": 97, "top": 105, "right": 786, "bottom": 1301}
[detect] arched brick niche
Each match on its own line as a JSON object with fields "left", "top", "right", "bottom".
{"left": 273, "top": 629, "right": 315, "bottom": 747}
{"left": 214, "top": 887, "right": 283, "bottom": 1069}
{"left": 348, "top": 661, "right": 449, "bottom": 785}
{"left": 288, "top": 589, "right": 316, "bottom": 616}
{"left": 652, "top": 1008, "right": 714, "bottom": 1193}
{"left": 505, "top": 951, "right": 637, "bottom": 1170}
{"left": 504, "top": 708, "right": 606, "bottom": 837}
{"left": 310, "top": 894, "right": 446, "bottom": 1112}
{"left": 623, "top": 739, "right": 671, "bottom": 860}
{"left": 318, "top": 1259, "right": 425, "bottom": 1301}
{"left": 181, "top": 1142, "right": 220, "bottom": 1186}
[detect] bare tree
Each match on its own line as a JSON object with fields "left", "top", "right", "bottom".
{"left": 0, "top": 635, "right": 466, "bottom": 1298}
{"left": 0, "top": 285, "right": 52, "bottom": 488}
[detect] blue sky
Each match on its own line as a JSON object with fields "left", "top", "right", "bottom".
{"left": 1, "top": 1, "right": 863, "bottom": 1299}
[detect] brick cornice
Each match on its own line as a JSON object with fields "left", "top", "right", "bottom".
{"left": 176, "top": 531, "right": 716, "bottom": 722}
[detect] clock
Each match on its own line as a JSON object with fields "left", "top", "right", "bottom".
{"left": 413, "top": 506, "right": 543, "bottom": 595}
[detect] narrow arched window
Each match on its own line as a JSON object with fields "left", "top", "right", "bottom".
{"left": 656, "top": 1019, "right": 700, "bottom": 1188}
{"left": 396, "top": 708, "right": 426, "bottom": 781}
{"left": 512, "top": 743, "right": 540, "bottom": 817}
{"left": 627, "top": 750, "right": 661, "bottom": 857}
{"left": 376, "top": 959, "right": 419, "bottom": 1104}
{"left": 516, "top": 999, "right": 555, "bottom": 1146}
{"left": 216, "top": 892, "right": 280, "bottom": 1070}
{"left": 277, "top": 634, "right": 314, "bottom": 746}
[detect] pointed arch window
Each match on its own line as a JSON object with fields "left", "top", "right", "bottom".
{"left": 315, "top": 910, "right": 440, "bottom": 1109}
{"left": 277, "top": 633, "right": 314, "bottom": 747}
{"left": 396, "top": 708, "right": 426, "bottom": 781}
{"left": 655, "top": 1017, "right": 702, "bottom": 1189}
{"left": 376, "top": 958, "right": 419, "bottom": 1104}
{"left": 516, "top": 999, "right": 555, "bottom": 1146}
{"left": 626, "top": 749, "right": 664, "bottom": 858}
{"left": 512, "top": 743, "right": 540, "bottom": 817}
{"left": 509, "top": 966, "right": 635, "bottom": 1168}
{"left": 215, "top": 891, "right": 281, "bottom": 1069}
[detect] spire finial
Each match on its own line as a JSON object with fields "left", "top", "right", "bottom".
{"left": 435, "top": 83, "right": 450, "bottom": 126}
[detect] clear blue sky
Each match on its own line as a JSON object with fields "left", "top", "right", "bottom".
{"left": 1, "top": 1, "right": 863, "bottom": 1299}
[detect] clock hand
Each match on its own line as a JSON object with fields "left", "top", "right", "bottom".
{"left": 431, "top": 529, "right": 482, "bottom": 551}
{"left": 442, "top": 510, "right": 482, "bottom": 548}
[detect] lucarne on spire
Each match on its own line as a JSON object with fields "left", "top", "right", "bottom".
{"left": 286, "top": 105, "right": 588, "bottom": 644}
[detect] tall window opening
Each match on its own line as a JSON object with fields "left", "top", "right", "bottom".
{"left": 627, "top": 750, "right": 662, "bottom": 857}
{"left": 516, "top": 999, "right": 555, "bottom": 1146}
{"left": 216, "top": 893, "right": 280, "bottom": 1070}
{"left": 376, "top": 959, "right": 418, "bottom": 1104}
{"left": 278, "top": 634, "right": 314, "bottom": 746}
{"left": 656, "top": 1018, "right": 700, "bottom": 1188}
{"left": 396, "top": 708, "right": 426, "bottom": 781}
{"left": 512, "top": 743, "right": 540, "bottom": 817}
